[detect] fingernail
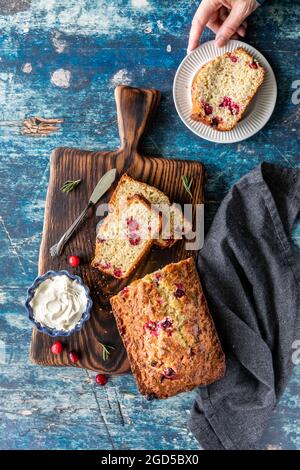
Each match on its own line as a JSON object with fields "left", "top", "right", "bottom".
{"left": 216, "top": 35, "right": 226, "bottom": 48}
{"left": 239, "top": 29, "right": 246, "bottom": 37}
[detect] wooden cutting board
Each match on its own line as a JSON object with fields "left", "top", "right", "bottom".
{"left": 30, "top": 85, "right": 205, "bottom": 373}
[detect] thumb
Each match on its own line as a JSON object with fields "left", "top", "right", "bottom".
{"left": 215, "top": 2, "right": 251, "bottom": 47}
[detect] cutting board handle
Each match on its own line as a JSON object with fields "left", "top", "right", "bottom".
{"left": 115, "top": 85, "right": 160, "bottom": 155}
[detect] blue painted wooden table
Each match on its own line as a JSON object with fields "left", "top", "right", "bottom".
{"left": 0, "top": 0, "right": 299, "bottom": 450}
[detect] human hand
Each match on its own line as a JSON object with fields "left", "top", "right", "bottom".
{"left": 188, "top": 0, "right": 259, "bottom": 53}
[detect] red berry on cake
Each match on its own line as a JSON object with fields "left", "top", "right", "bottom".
{"left": 164, "top": 367, "right": 176, "bottom": 379}
{"left": 128, "top": 232, "right": 141, "bottom": 246}
{"left": 159, "top": 317, "right": 174, "bottom": 335}
{"left": 126, "top": 216, "right": 140, "bottom": 231}
{"left": 249, "top": 61, "right": 258, "bottom": 69}
{"left": 219, "top": 96, "right": 240, "bottom": 116}
{"left": 113, "top": 268, "right": 123, "bottom": 278}
{"left": 144, "top": 320, "right": 159, "bottom": 336}
{"left": 98, "top": 260, "right": 111, "bottom": 271}
{"left": 174, "top": 283, "right": 185, "bottom": 298}
{"left": 229, "top": 54, "right": 238, "bottom": 63}
{"left": 204, "top": 103, "right": 213, "bottom": 115}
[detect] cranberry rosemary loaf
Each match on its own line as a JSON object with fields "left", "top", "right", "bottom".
{"left": 92, "top": 195, "right": 161, "bottom": 279}
{"left": 109, "top": 173, "right": 186, "bottom": 248}
{"left": 110, "top": 257, "right": 225, "bottom": 398}
{"left": 191, "top": 47, "right": 265, "bottom": 131}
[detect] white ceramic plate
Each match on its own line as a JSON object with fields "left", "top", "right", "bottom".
{"left": 173, "top": 40, "right": 277, "bottom": 143}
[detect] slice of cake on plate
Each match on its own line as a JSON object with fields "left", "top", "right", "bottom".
{"left": 92, "top": 195, "right": 161, "bottom": 279}
{"left": 191, "top": 47, "right": 265, "bottom": 131}
{"left": 110, "top": 257, "right": 225, "bottom": 399}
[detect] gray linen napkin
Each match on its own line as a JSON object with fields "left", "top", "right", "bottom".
{"left": 189, "top": 162, "right": 300, "bottom": 450}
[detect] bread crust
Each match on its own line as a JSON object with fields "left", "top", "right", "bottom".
{"left": 110, "top": 257, "right": 225, "bottom": 398}
{"left": 92, "top": 194, "right": 162, "bottom": 279}
{"left": 191, "top": 47, "right": 265, "bottom": 131}
{"left": 109, "top": 173, "right": 169, "bottom": 207}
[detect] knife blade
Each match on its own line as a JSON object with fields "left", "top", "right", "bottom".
{"left": 89, "top": 168, "right": 117, "bottom": 205}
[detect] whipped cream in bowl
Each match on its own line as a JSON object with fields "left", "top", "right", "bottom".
{"left": 25, "top": 271, "right": 93, "bottom": 337}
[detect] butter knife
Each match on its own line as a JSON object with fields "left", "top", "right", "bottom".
{"left": 50, "top": 168, "right": 117, "bottom": 257}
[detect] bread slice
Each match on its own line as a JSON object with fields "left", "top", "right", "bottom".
{"left": 109, "top": 174, "right": 186, "bottom": 249}
{"left": 92, "top": 195, "right": 161, "bottom": 279}
{"left": 191, "top": 47, "right": 265, "bottom": 131}
{"left": 110, "top": 257, "right": 225, "bottom": 399}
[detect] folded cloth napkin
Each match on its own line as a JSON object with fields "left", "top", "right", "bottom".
{"left": 189, "top": 162, "right": 300, "bottom": 450}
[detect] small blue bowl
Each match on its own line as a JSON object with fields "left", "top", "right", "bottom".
{"left": 25, "top": 270, "right": 93, "bottom": 337}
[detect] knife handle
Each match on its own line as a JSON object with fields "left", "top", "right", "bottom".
{"left": 115, "top": 85, "right": 160, "bottom": 154}
{"left": 50, "top": 202, "right": 93, "bottom": 257}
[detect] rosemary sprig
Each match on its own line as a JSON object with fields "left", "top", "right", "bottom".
{"left": 181, "top": 175, "right": 193, "bottom": 199}
{"left": 60, "top": 179, "right": 81, "bottom": 194}
{"left": 99, "top": 342, "right": 115, "bottom": 361}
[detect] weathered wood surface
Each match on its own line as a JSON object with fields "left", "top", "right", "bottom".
{"left": 31, "top": 85, "right": 205, "bottom": 372}
{"left": 0, "top": 0, "right": 299, "bottom": 450}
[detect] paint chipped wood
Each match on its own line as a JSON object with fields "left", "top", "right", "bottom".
{"left": 21, "top": 117, "right": 64, "bottom": 136}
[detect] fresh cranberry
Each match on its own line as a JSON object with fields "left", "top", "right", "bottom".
{"left": 95, "top": 374, "right": 108, "bottom": 386}
{"left": 211, "top": 117, "right": 220, "bottom": 128}
{"left": 229, "top": 55, "right": 238, "bottom": 63}
{"left": 68, "top": 255, "right": 80, "bottom": 267}
{"left": 68, "top": 351, "right": 79, "bottom": 363}
{"left": 113, "top": 268, "right": 123, "bottom": 278}
{"left": 204, "top": 103, "right": 213, "bottom": 115}
{"left": 154, "top": 272, "right": 162, "bottom": 283}
{"left": 97, "top": 237, "right": 106, "bottom": 243}
{"left": 126, "top": 217, "right": 140, "bottom": 231}
{"left": 128, "top": 232, "right": 141, "bottom": 246}
{"left": 51, "top": 341, "right": 63, "bottom": 355}
{"left": 144, "top": 320, "right": 159, "bottom": 336}
{"left": 249, "top": 61, "right": 258, "bottom": 69}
